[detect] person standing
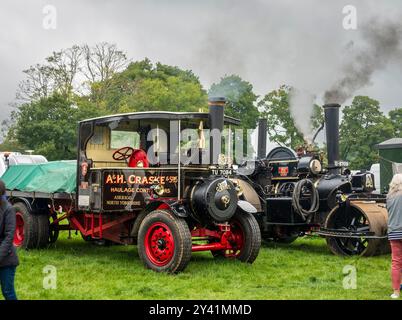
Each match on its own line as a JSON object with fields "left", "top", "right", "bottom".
{"left": 387, "top": 173, "right": 402, "bottom": 299}
{"left": 0, "top": 179, "right": 19, "bottom": 300}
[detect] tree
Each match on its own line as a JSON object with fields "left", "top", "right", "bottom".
{"left": 208, "top": 75, "right": 259, "bottom": 158}
{"left": 45, "top": 45, "right": 82, "bottom": 98}
{"left": 82, "top": 42, "right": 129, "bottom": 102}
{"left": 9, "top": 94, "right": 104, "bottom": 160}
{"left": 258, "top": 85, "right": 323, "bottom": 150}
{"left": 16, "top": 43, "right": 129, "bottom": 104}
{"left": 208, "top": 75, "right": 259, "bottom": 129}
{"left": 340, "top": 96, "right": 394, "bottom": 170}
{"left": 16, "top": 64, "right": 54, "bottom": 102}
{"left": 389, "top": 107, "right": 402, "bottom": 137}
{"left": 100, "top": 59, "right": 208, "bottom": 114}
{"left": 0, "top": 119, "right": 24, "bottom": 153}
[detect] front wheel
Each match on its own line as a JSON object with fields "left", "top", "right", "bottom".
{"left": 211, "top": 212, "right": 261, "bottom": 263}
{"left": 137, "top": 210, "right": 192, "bottom": 273}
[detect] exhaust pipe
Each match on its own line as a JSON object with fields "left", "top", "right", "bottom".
{"left": 322, "top": 103, "right": 341, "bottom": 174}
{"left": 208, "top": 97, "right": 226, "bottom": 165}
{"left": 257, "top": 118, "right": 267, "bottom": 159}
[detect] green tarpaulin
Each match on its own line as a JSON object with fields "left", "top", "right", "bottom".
{"left": 1, "top": 161, "right": 77, "bottom": 194}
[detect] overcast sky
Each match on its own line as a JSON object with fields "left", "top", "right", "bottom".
{"left": 1, "top": 0, "right": 402, "bottom": 127}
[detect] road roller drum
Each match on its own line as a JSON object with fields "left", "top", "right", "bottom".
{"left": 322, "top": 201, "right": 390, "bottom": 257}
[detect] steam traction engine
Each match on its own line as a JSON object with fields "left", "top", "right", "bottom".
{"left": 5, "top": 98, "right": 261, "bottom": 273}
{"left": 236, "top": 103, "right": 389, "bottom": 256}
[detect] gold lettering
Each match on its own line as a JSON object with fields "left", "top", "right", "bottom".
{"left": 105, "top": 175, "right": 113, "bottom": 184}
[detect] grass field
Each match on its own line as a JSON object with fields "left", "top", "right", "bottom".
{"left": 9, "top": 232, "right": 394, "bottom": 300}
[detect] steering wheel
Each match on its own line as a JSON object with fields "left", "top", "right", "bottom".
{"left": 113, "top": 147, "right": 135, "bottom": 161}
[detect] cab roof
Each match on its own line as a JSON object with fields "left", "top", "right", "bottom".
{"left": 80, "top": 111, "right": 241, "bottom": 126}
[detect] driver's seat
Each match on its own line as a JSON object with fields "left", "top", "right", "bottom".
{"left": 128, "top": 149, "right": 149, "bottom": 168}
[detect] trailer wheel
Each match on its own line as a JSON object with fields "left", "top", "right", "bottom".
{"left": 37, "top": 214, "right": 50, "bottom": 247}
{"left": 138, "top": 210, "right": 192, "bottom": 273}
{"left": 211, "top": 211, "right": 261, "bottom": 263}
{"left": 13, "top": 202, "right": 39, "bottom": 249}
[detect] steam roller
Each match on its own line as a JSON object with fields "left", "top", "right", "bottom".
{"left": 241, "top": 102, "right": 391, "bottom": 258}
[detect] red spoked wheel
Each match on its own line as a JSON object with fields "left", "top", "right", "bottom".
{"left": 13, "top": 211, "right": 25, "bottom": 247}
{"left": 144, "top": 222, "right": 175, "bottom": 267}
{"left": 138, "top": 210, "right": 192, "bottom": 273}
{"left": 211, "top": 212, "right": 261, "bottom": 263}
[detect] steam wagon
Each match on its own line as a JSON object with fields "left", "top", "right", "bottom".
{"left": 3, "top": 98, "right": 261, "bottom": 273}
{"left": 236, "top": 103, "right": 389, "bottom": 256}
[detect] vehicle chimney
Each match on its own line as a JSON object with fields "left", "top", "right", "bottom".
{"left": 257, "top": 118, "right": 267, "bottom": 159}
{"left": 322, "top": 103, "right": 341, "bottom": 174}
{"left": 208, "top": 97, "right": 226, "bottom": 165}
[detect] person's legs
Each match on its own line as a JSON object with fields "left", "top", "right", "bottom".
{"left": 0, "top": 266, "right": 18, "bottom": 300}
{"left": 390, "top": 240, "right": 402, "bottom": 296}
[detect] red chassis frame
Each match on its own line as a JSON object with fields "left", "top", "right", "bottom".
{"left": 49, "top": 202, "right": 242, "bottom": 255}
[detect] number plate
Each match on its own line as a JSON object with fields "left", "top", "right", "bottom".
{"left": 334, "top": 160, "right": 349, "bottom": 167}
{"left": 211, "top": 168, "right": 233, "bottom": 176}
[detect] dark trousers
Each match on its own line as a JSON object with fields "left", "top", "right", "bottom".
{"left": 0, "top": 266, "right": 17, "bottom": 300}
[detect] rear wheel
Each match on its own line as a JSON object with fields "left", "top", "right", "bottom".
{"left": 37, "top": 214, "right": 50, "bottom": 247}
{"left": 211, "top": 212, "right": 261, "bottom": 263}
{"left": 13, "top": 202, "right": 51, "bottom": 249}
{"left": 13, "top": 202, "right": 39, "bottom": 249}
{"left": 138, "top": 210, "right": 192, "bottom": 273}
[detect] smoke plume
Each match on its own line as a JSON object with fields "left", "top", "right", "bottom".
{"left": 289, "top": 88, "right": 316, "bottom": 143}
{"left": 324, "top": 18, "right": 402, "bottom": 104}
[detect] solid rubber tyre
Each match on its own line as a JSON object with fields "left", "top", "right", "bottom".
{"left": 12, "top": 202, "right": 39, "bottom": 249}
{"left": 137, "top": 210, "right": 192, "bottom": 273}
{"left": 36, "top": 214, "right": 50, "bottom": 248}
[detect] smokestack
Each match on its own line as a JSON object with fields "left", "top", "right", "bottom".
{"left": 323, "top": 103, "right": 341, "bottom": 174}
{"left": 208, "top": 97, "right": 225, "bottom": 165}
{"left": 257, "top": 118, "right": 267, "bottom": 159}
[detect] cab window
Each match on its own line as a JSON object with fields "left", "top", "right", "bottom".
{"left": 110, "top": 130, "right": 140, "bottom": 149}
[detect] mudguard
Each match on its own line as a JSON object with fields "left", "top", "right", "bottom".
{"left": 237, "top": 200, "right": 257, "bottom": 213}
